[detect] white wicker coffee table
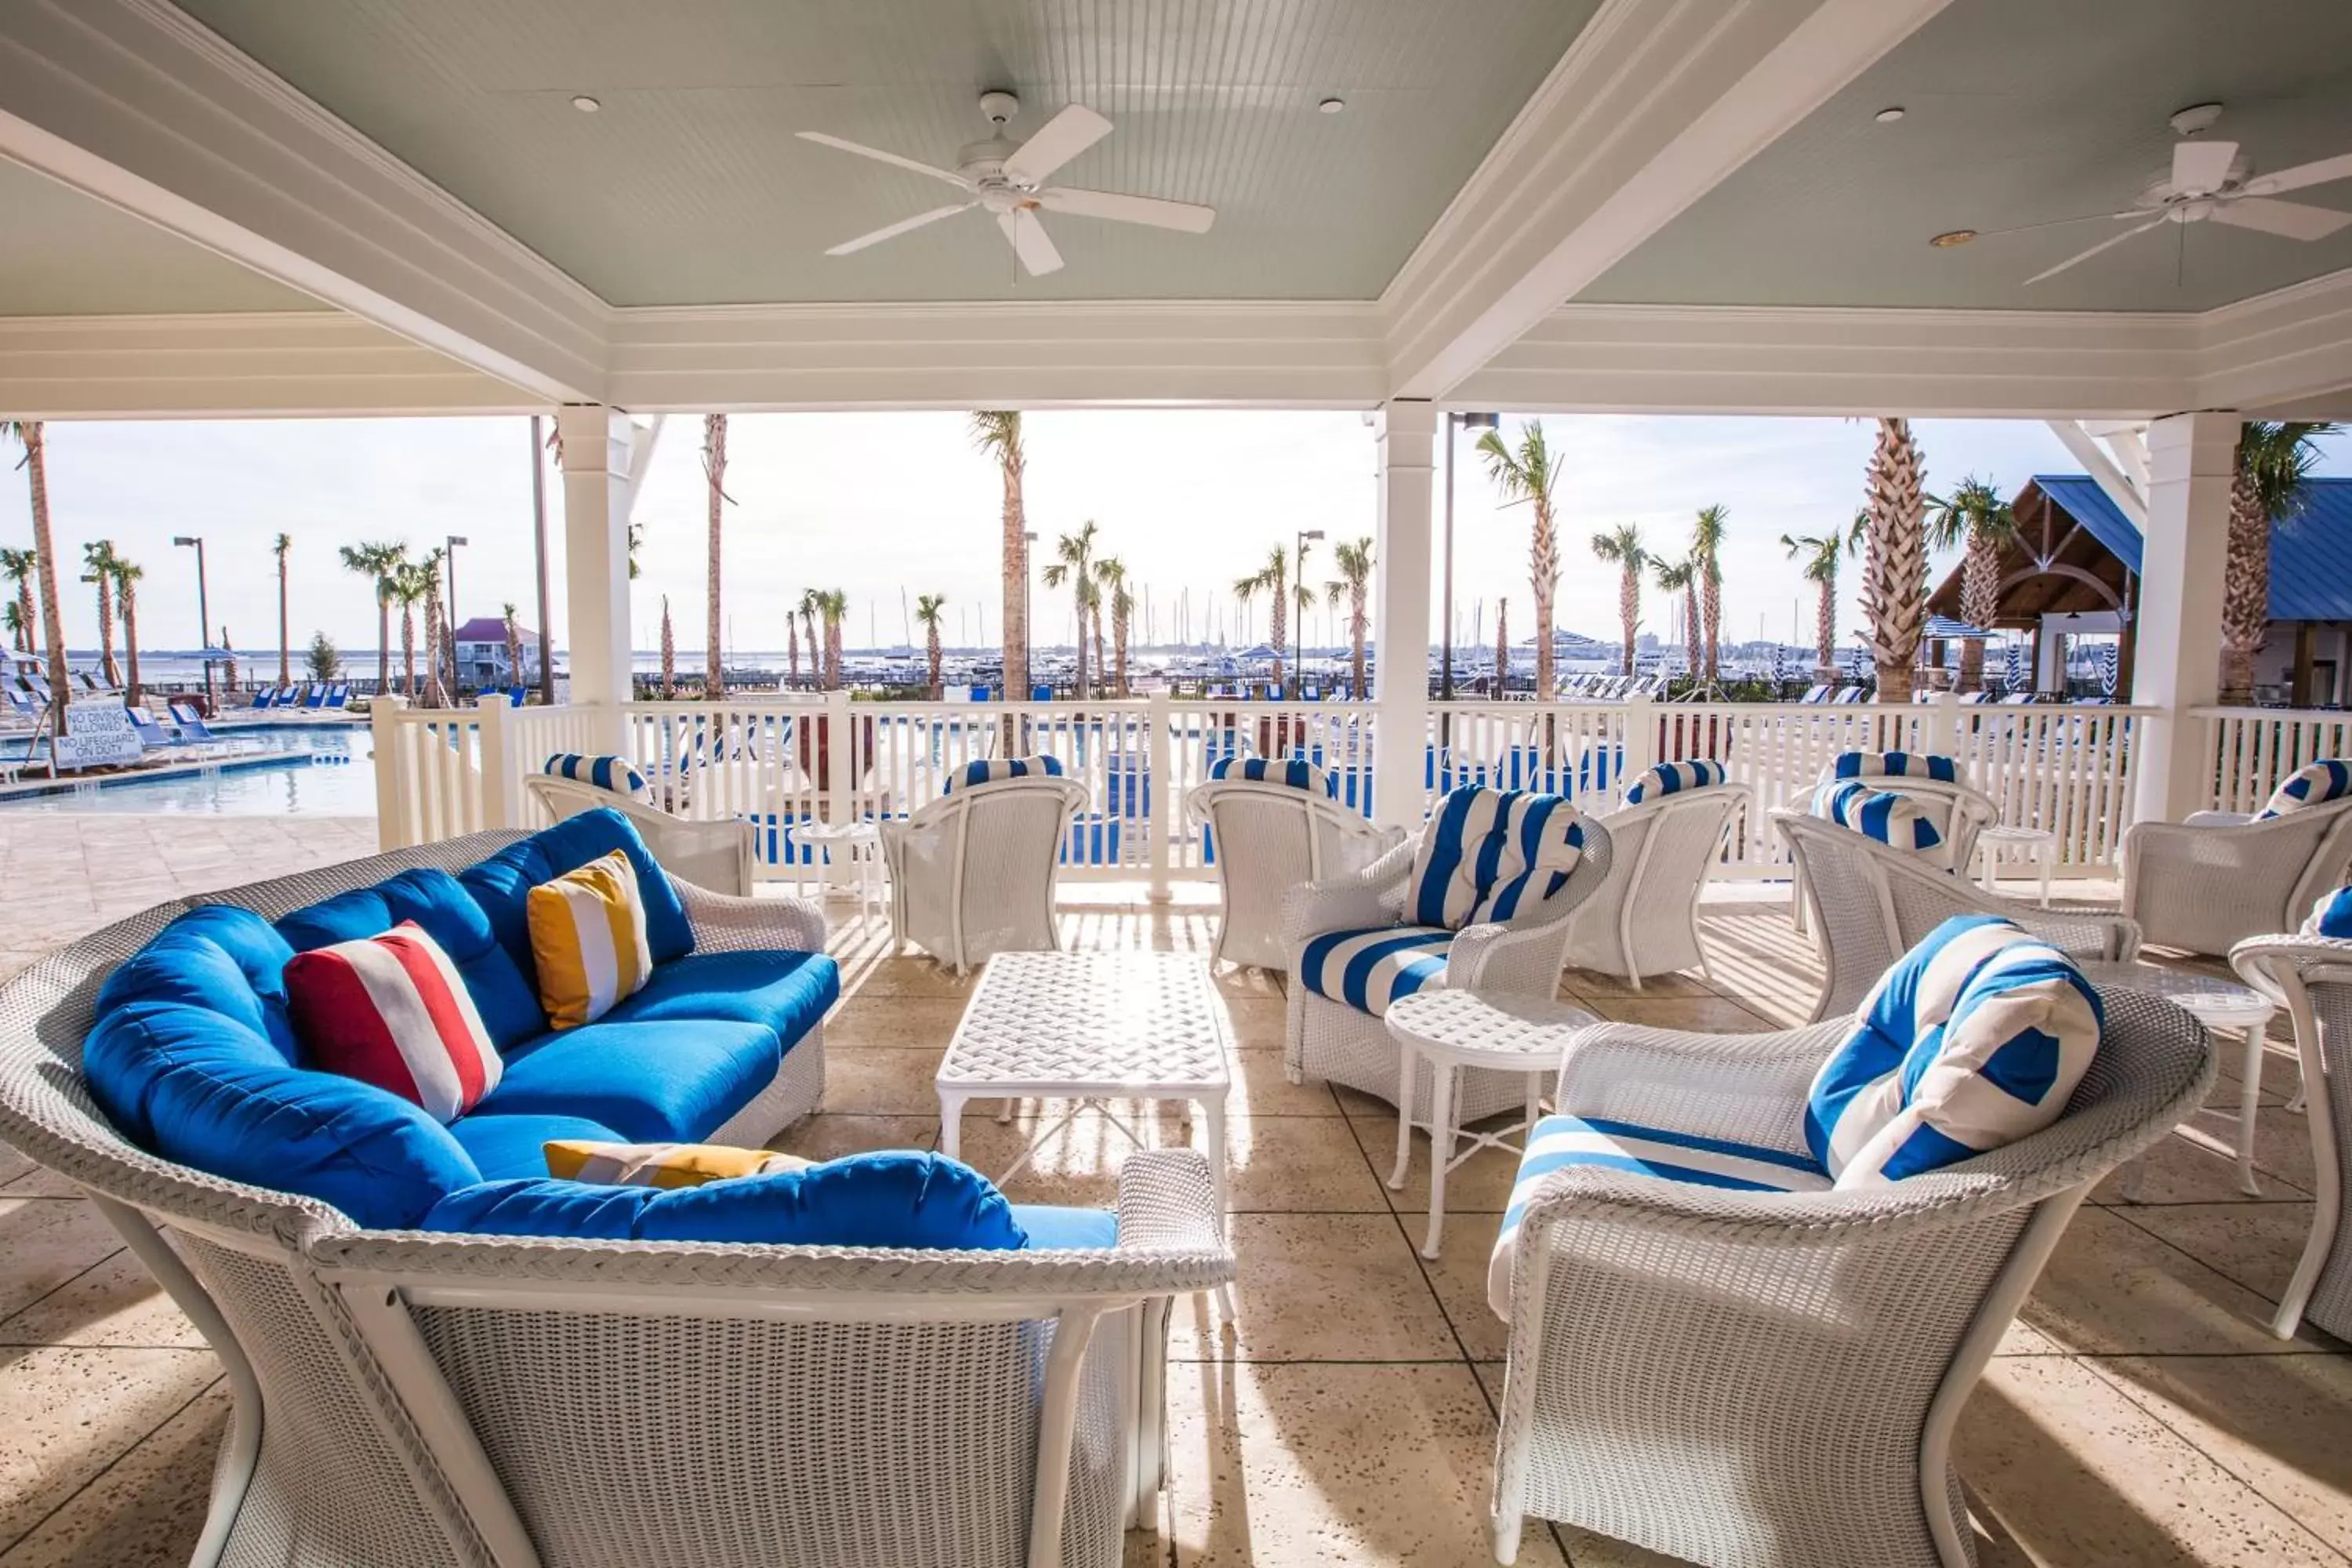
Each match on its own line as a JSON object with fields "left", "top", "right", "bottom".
{"left": 937, "top": 952, "right": 1234, "bottom": 1217}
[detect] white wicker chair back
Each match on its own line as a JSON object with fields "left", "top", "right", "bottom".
{"left": 1185, "top": 779, "right": 1399, "bottom": 970}
{"left": 1564, "top": 788, "right": 1740, "bottom": 986}
{"left": 523, "top": 773, "right": 756, "bottom": 895}
{"left": 883, "top": 774, "right": 1090, "bottom": 973}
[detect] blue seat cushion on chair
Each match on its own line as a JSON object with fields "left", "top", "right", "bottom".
{"left": 601, "top": 949, "right": 838, "bottom": 1047}
{"left": 1487, "top": 1113, "right": 1830, "bottom": 1319}
{"left": 448, "top": 1111, "right": 624, "bottom": 1182}
{"left": 479, "top": 1018, "right": 780, "bottom": 1142}
{"left": 459, "top": 808, "right": 693, "bottom": 981}
{"left": 1010, "top": 1204, "right": 1119, "bottom": 1249}
{"left": 277, "top": 866, "right": 546, "bottom": 1050}
{"left": 423, "top": 1151, "right": 1033, "bottom": 1250}
{"left": 1406, "top": 787, "right": 1584, "bottom": 929}
{"left": 1620, "top": 758, "right": 1726, "bottom": 806}
{"left": 1298, "top": 925, "right": 1451, "bottom": 1017}
{"left": 97, "top": 908, "right": 299, "bottom": 1061}
{"left": 944, "top": 754, "right": 1063, "bottom": 793}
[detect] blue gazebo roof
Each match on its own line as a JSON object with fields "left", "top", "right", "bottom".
{"left": 2034, "top": 474, "right": 2352, "bottom": 622}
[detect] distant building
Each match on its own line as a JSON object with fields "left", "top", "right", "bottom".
{"left": 450, "top": 615, "right": 542, "bottom": 688}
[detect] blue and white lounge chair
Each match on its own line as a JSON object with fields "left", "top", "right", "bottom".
{"left": 249, "top": 685, "right": 275, "bottom": 709}
{"left": 167, "top": 702, "right": 227, "bottom": 746}
{"left": 322, "top": 683, "right": 350, "bottom": 709}
{"left": 301, "top": 684, "right": 327, "bottom": 710}
{"left": 124, "top": 706, "right": 176, "bottom": 750}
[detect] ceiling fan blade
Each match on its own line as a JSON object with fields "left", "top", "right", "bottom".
{"left": 1036, "top": 187, "right": 1216, "bottom": 233}
{"left": 997, "top": 209, "right": 1065, "bottom": 276}
{"left": 1003, "top": 105, "right": 1112, "bottom": 186}
{"left": 1967, "top": 208, "right": 2145, "bottom": 240}
{"left": 2246, "top": 151, "right": 2352, "bottom": 196}
{"left": 2171, "top": 138, "right": 2238, "bottom": 196}
{"left": 796, "top": 132, "right": 971, "bottom": 189}
{"left": 2211, "top": 196, "right": 2352, "bottom": 241}
{"left": 2024, "top": 216, "right": 2167, "bottom": 285}
{"left": 824, "top": 203, "right": 975, "bottom": 256}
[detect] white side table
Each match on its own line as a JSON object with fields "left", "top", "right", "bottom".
{"left": 1384, "top": 991, "right": 1596, "bottom": 1259}
{"left": 797, "top": 821, "right": 883, "bottom": 919}
{"left": 2080, "top": 960, "right": 2278, "bottom": 1196}
{"left": 1975, "top": 824, "right": 2056, "bottom": 908}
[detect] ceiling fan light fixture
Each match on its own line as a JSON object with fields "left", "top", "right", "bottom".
{"left": 1929, "top": 229, "right": 1976, "bottom": 248}
{"left": 571, "top": 94, "right": 601, "bottom": 113}
{"left": 1318, "top": 96, "right": 1346, "bottom": 114}
{"left": 1874, "top": 107, "right": 1906, "bottom": 124}
{"left": 2169, "top": 102, "right": 2225, "bottom": 138}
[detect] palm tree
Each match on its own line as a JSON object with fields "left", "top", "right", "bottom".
{"left": 3, "top": 424, "right": 68, "bottom": 731}
{"left": 271, "top": 532, "right": 293, "bottom": 688}
{"left": 1494, "top": 597, "right": 1510, "bottom": 696}
{"left": 1691, "top": 504, "right": 1728, "bottom": 684}
{"left": 786, "top": 610, "right": 801, "bottom": 690}
{"left": 819, "top": 589, "right": 848, "bottom": 690}
{"left": 1925, "top": 476, "right": 2017, "bottom": 691}
{"left": 1861, "top": 418, "right": 1929, "bottom": 705}
{"left": 1653, "top": 557, "right": 1697, "bottom": 674}
{"left": 1093, "top": 560, "right": 1133, "bottom": 697}
{"left": 338, "top": 542, "right": 405, "bottom": 695}
{"left": 702, "top": 414, "right": 732, "bottom": 701}
{"left": 110, "top": 554, "right": 144, "bottom": 705}
{"left": 416, "top": 546, "right": 448, "bottom": 706}
{"left": 1324, "top": 536, "right": 1375, "bottom": 697}
{"left": 797, "top": 590, "right": 821, "bottom": 692}
{"left": 503, "top": 601, "right": 525, "bottom": 691}
{"left": 0, "top": 547, "right": 34, "bottom": 655}
{"left": 1589, "top": 524, "right": 1647, "bottom": 677}
{"left": 1, "top": 602, "right": 21, "bottom": 655}
{"left": 659, "top": 596, "right": 676, "bottom": 699}
{"left": 390, "top": 560, "right": 428, "bottom": 701}
{"left": 1780, "top": 527, "right": 1854, "bottom": 680}
{"left": 2220, "top": 421, "right": 2339, "bottom": 705}
{"left": 82, "top": 540, "right": 123, "bottom": 688}
{"left": 1232, "top": 543, "right": 1315, "bottom": 696}
{"left": 971, "top": 411, "right": 1028, "bottom": 707}
{"left": 1477, "top": 420, "right": 1564, "bottom": 698}
{"left": 916, "top": 593, "right": 949, "bottom": 699}
{"left": 1041, "top": 520, "right": 1102, "bottom": 700}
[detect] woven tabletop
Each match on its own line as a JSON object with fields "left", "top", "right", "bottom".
{"left": 937, "top": 951, "right": 1232, "bottom": 1094}
{"left": 2078, "top": 961, "right": 2272, "bottom": 1024}
{"left": 1385, "top": 989, "right": 1596, "bottom": 1065}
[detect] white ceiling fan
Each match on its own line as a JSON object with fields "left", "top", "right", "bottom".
{"left": 797, "top": 92, "right": 1214, "bottom": 278}
{"left": 1991, "top": 104, "right": 2352, "bottom": 285}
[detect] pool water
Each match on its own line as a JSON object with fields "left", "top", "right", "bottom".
{"left": 2, "top": 725, "right": 379, "bottom": 816}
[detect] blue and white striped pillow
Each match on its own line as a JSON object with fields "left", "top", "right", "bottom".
{"left": 1210, "top": 753, "right": 1338, "bottom": 798}
{"left": 943, "top": 754, "right": 1064, "bottom": 794}
{"left": 2304, "top": 885, "right": 2352, "bottom": 938}
{"left": 2258, "top": 759, "right": 2352, "bottom": 820}
{"left": 1814, "top": 779, "right": 1947, "bottom": 862}
{"left": 543, "top": 753, "right": 648, "bottom": 797}
{"left": 1805, "top": 914, "right": 2103, "bottom": 1186}
{"left": 1405, "top": 787, "right": 1584, "bottom": 931}
{"left": 1832, "top": 750, "right": 1959, "bottom": 784}
{"left": 1621, "top": 758, "right": 1726, "bottom": 806}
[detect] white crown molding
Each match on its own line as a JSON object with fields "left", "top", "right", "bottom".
{"left": 2194, "top": 266, "right": 2352, "bottom": 416}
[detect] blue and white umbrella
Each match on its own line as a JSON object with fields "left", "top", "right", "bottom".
{"left": 2100, "top": 640, "right": 2120, "bottom": 699}
{"left": 2003, "top": 640, "right": 2027, "bottom": 691}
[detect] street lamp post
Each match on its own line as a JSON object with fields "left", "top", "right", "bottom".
{"left": 1292, "top": 528, "right": 1323, "bottom": 699}
{"left": 171, "top": 536, "right": 209, "bottom": 708}
{"left": 1441, "top": 412, "right": 1500, "bottom": 703}
{"left": 445, "top": 534, "right": 468, "bottom": 693}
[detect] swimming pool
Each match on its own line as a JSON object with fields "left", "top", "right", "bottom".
{"left": 1, "top": 724, "right": 379, "bottom": 816}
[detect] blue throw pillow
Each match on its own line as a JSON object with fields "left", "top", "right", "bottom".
{"left": 278, "top": 866, "right": 546, "bottom": 1050}
{"left": 1208, "top": 753, "right": 1338, "bottom": 797}
{"left": 2305, "top": 886, "right": 2352, "bottom": 938}
{"left": 459, "top": 807, "right": 693, "bottom": 979}
{"left": 944, "top": 755, "right": 1064, "bottom": 794}
{"left": 1621, "top": 758, "right": 1726, "bottom": 806}
{"left": 423, "top": 1149, "right": 1030, "bottom": 1250}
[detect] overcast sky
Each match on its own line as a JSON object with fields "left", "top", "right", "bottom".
{"left": 5, "top": 413, "right": 2344, "bottom": 657}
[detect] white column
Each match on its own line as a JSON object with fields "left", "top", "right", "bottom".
{"left": 1371, "top": 401, "right": 1436, "bottom": 828}
{"left": 554, "top": 405, "right": 634, "bottom": 736}
{"left": 2130, "top": 410, "right": 2237, "bottom": 826}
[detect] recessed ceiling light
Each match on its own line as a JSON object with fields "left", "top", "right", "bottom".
{"left": 1875, "top": 107, "right": 1906, "bottom": 123}
{"left": 1317, "top": 96, "right": 1345, "bottom": 114}
{"left": 1929, "top": 229, "right": 1977, "bottom": 248}
{"left": 572, "top": 94, "right": 601, "bottom": 113}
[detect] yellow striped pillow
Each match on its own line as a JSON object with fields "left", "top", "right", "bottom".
{"left": 545, "top": 1139, "right": 810, "bottom": 1189}
{"left": 526, "top": 848, "right": 654, "bottom": 1029}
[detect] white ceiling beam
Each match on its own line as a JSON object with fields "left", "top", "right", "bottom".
{"left": 0, "top": 0, "right": 608, "bottom": 405}
{"left": 2044, "top": 419, "right": 2150, "bottom": 532}
{"left": 1382, "top": 0, "right": 1952, "bottom": 401}
{"left": 2195, "top": 267, "right": 2352, "bottom": 419}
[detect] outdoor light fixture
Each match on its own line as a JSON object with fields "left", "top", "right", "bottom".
{"left": 1875, "top": 107, "right": 1906, "bottom": 123}
{"left": 172, "top": 535, "right": 212, "bottom": 706}
{"left": 445, "top": 535, "right": 470, "bottom": 670}
{"left": 1318, "top": 97, "right": 1345, "bottom": 114}
{"left": 1929, "top": 229, "right": 1978, "bottom": 248}
{"left": 572, "top": 95, "right": 601, "bottom": 113}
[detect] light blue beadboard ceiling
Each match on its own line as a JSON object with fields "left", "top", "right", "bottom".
{"left": 1581, "top": 0, "right": 2352, "bottom": 313}
{"left": 172, "top": 0, "right": 1601, "bottom": 307}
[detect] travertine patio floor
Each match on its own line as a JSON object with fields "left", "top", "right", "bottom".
{"left": 0, "top": 814, "right": 2344, "bottom": 1566}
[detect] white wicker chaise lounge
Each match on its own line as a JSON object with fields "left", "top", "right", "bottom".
{"left": 881, "top": 762, "right": 1090, "bottom": 973}
{"left": 1183, "top": 758, "right": 1400, "bottom": 971}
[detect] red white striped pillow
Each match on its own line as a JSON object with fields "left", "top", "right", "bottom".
{"left": 283, "top": 921, "right": 502, "bottom": 1123}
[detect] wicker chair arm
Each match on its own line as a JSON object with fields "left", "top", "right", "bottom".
{"left": 1113, "top": 1149, "right": 1233, "bottom": 1265}
{"left": 1446, "top": 914, "right": 1571, "bottom": 994}
{"left": 673, "top": 876, "right": 827, "bottom": 953}
{"left": 1280, "top": 844, "right": 1413, "bottom": 944}
{"left": 2013, "top": 907, "right": 2142, "bottom": 962}
{"left": 2230, "top": 931, "right": 2352, "bottom": 1000}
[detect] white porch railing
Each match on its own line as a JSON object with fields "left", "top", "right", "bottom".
{"left": 2196, "top": 706, "right": 2352, "bottom": 815}
{"left": 375, "top": 691, "right": 2152, "bottom": 882}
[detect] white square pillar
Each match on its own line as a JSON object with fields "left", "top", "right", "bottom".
{"left": 2130, "top": 410, "right": 2236, "bottom": 825}
{"left": 555, "top": 405, "right": 634, "bottom": 724}
{"left": 1371, "top": 400, "right": 1436, "bottom": 829}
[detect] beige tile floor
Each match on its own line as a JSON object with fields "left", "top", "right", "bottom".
{"left": 1, "top": 819, "right": 2347, "bottom": 1566}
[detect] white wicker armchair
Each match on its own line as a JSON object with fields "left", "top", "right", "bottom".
{"left": 0, "top": 834, "right": 1232, "bottom": 1568}
{"left": 880, "top": 773, "right": 1090, "bottom": 974}
{"left": 524, "top": 771, "right": 756, "bottom": 896}
{"left": 1777, "top": 810, "right": 2141, "bottom": 1022}
{"left": 2229, "top": 932, "right": 2352, "bottom": 1341}
{"left": 1563, "top": 787, "right": 1739, "bottom": 986}
{"left": 2122, "top": 799, "right": 2352, "bottom": 955}
{"left": 1281, "top": 820, "right": 1613, "bottom": 1122}
{"left": 1183, "top": 776, "right": 1402, "bottom": 971}
{"left": 1489, "top": 987, "right": 2215, "bottom": 1567}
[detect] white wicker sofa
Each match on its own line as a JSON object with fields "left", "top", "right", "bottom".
{"left": 882, "top": 761, "right": 1090, "bottom": 973}
{"left": 1183, "top": 758, "right": 1400, "bottom": 971}
{"left": 0, "top": 831, "right": 1232, "bottom": 1568}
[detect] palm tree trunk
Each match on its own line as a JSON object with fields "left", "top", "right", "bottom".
{"left": 401, "top": 607, "right": 416, "bottom": 700}
{"left": 1530, "top": 499, "right": 1558, "bottom": 698}
{"left": 1349, "top": 587, "right": 1367, "bottom": 697}
{"left": 659, "top": 597, "right": 675, "bottom": 699}
{"left": 1684, "top": 584, "right": 1700, "bottom": 672}
{"left": 1701, "top": 572, "right": 1721, "bottom": 684}
{"left": 787, "top": 619, "right": 800, "bottom": 689}
{"left": 120, "top": 578, "right": 140, "bottom": 705}
{"left": 1092, "top": 606, "right": 1105, "bottom": 700}
{"left": 420, "top": 577, "right": 446, "bottom": 707}
{"left": 705, "top": 413, "right": 727, "bottom": 701}
{"left": 1000, "top": 454, "right": 1027, "bottom": 706}
{"left": 376, "top": 590, "right": 392, "bottom": 697}
{"left": 20, "top": 429, "right": 69, "bottom": 735}
{"left": 927, "top": 628, "right": 943, "bottom": 700}
{"left": 1112, "top": 603, "right": 1128, "bottom": 697}
{"left": 1618, "top": 565, "right": 1638, "bottom": 677}
{"left": 94, "top": 576, "right": 119, "bottom": 688}
{"left": 13, "top": 578, "right": 31, "bottom": 655}
{"left": 1269, "top": 593, "right": 1287, "bottom": 699}
{"left": 1816, "top": 579, "right": 1836, "bottom": 677}
{"left": 277, "top": 557, "right": 291, "bottom": 687}
{"left": 2219, "top": 464, "right": 2268, "bottom": 706}
{"left": 1496, "top": 599, "right": 1510, "bottom": 696}
{"left": 1864, "top": 416, "right": 1927, "bottom": 705}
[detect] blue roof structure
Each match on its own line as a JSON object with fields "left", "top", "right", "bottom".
{"left": 2035, "top": 474, "right": 2352, "bottom": 622}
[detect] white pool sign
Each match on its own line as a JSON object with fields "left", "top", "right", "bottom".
{"left": 53, "top": 699, "right": 144, "bottom": 768}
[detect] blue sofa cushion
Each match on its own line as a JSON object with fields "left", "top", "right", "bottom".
{"left": 601, "top": 949, "right": 838, "bottom": 1047}
{"left": 478, "top": 1018, "right": 779, "bottom": 1142}
{"left": 459, "top": 810, "right": 692, "bottom": 987}
{"left": 1012, "top": 1205, "right": 1120, "bottom": 1249}
{"left": 277, "top": 867, "right": 546, "bottom": 1051}
{"left": 449, "top": 1111, "right": 624, "bottom": 1183}
{"left": 422, "top": 1151, "right": 1031, "bottom": 1250}
{"left": 96, "top": 908, "right": 298, "bottom": 1061}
